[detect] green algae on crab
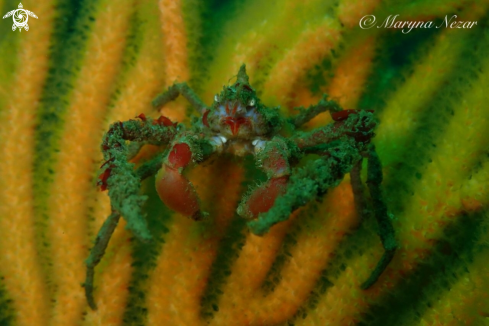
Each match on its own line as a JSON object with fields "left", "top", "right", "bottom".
{"left": 0, "top": 0, "right": 488, "bottom": 325}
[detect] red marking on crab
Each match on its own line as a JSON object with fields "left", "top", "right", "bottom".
{"left": 102, "top": 143, "right": 121, "bottom": 151}
{"left": 156, "top": 165, "right": 200, "bottom": 218}
{"left": 153, "top": 115, "right": 174, "bottom": 127}
{"left": 137, "top": 113, "right": 174, "bottom": 127}
{"left": 168, "top": 143, "right": 192, "bottom": 168}
{"left": 100, "top": 157, "right": 115, "bottom": 169}
{"left": 98, "top": 169, "right": 112, "bottom": 191}
{"left": 136, "top": 113, "right": 147, "bottom": 121}
{"left": 117, "top": 121, "right": 125, "bottom": 137}
{"left": 225, "top": 102, "right": 239, "bottom": 116}
{"left": 98, "top": 158, "right": 116, "bottom": 191}
{"left": 246, "top": 176, "right": 288, "bottom": 218}
{"left": 331, "top": 109, "right": 374, "bottom": 122}
{"left": 347, "top": 131, "right": 374, "bottom": 143}
{"left": 224, "top": 117, "right": 250, "bottom": 136}
{"left": 202, "top": 109, "right": 210, "bottom": 127}
{"left": 331, "top": 109, "right": 357, "bottom": 121}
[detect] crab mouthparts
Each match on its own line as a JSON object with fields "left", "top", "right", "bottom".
{"left": 224, "top": 117, "right": 249, "bottom": 135}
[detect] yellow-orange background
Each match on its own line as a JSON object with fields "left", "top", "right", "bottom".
{"left": 0, "top": 0, "right": 488, "bottom": 325}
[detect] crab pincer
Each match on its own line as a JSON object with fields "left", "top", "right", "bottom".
{"left": 155, "top": 142, "right": 202, "bottom": 220}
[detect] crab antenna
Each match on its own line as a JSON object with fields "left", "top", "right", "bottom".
{"left": 237, "top": 64, "right": 249, "bottom": 84}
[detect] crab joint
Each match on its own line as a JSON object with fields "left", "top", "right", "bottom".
{"left": 252, "top": 139, "right": 266, "bottom": 153}
{"left": 209, "top": 135, "right": 227, "bottom": 153}
{"left": 168, "top": 143, "right": 192, "bottom": 168}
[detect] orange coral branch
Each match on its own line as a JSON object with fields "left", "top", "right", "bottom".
{"left": 159, "top": 0, "right": 189, "bottom": 84}
{"left": 211, "top": 214, "right": 296, "bottom": 326}
{"left": 294, "top": 253, "right": 372, "bottom": 325}
{"left": 375, "top": 29, "right": 463, "bottom": 156}
{"left": 337, "top": 0, "right": 382, "bottom": 28}
{"left": 232, "top": 0, "right": 327, "bottom": 81}
{"left": 327, "top": 37, "right": 376, "bottom": 110}
{"left": 204, "top": 0, "right": 328, "bottom": 100}
{"left": 46, "top": 1, "right": 134, "bottom": 324}
{"left": 252, "top": 182, "right": 358, "bottom": 325}
{"left": 376, "top": 0, "right": 476, "bottom": 21}
{"left": 295, "top": 36, "right": 376, "bottom": 128}
{"left": 158, "top": 0, "right": 189, "bottom": 122}
{"left": 262, "top": 19, "right": 342, "bottom": 106}
{"left": 0, "top": 2, "right": 55, "bottom": 325}
{"left": 417, "top": 246, "right": 489, "bottom": 325}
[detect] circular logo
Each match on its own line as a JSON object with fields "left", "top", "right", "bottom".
{"left": 13, "top": 9, "right": 28, "bottom": 28}
{"left": 2, "top": 3, "right": 38, "bottom": 32}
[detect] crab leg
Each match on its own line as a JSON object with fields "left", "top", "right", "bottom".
{"left": 247, "top": 140, "right": 361, "bottom": 235}
{"left": 360, "top": 145, "right": 397, "bottom": 289}
{"left": 152, "top": 82, "right": 207, "bottom": 114}
{"left": 350, "top": 159, "right": 369, "bottom": 220}
{"left": 295, "top": 118, "right": 397, "bottom": 289}
{"left": 289, "top": 94, "right": 342, "bottom": 128}
{"left": 84, "top": 211, "right": 121, "bottom": 310}
{"left": 85, "top": 151, "right": 167, "bottom": 310}
{"left": 100, "top": 116, "right": 177, "bottom": 241}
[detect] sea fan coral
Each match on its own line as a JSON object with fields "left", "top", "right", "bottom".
{"left": 0, "top": 0, "right": 488, "bottom": 325}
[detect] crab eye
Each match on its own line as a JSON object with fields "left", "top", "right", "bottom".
{"left": 214, "top": 94, "right": 219, "bottom": 103}
{"left": 248, "top": 98, "right": 256, "bottom": 107}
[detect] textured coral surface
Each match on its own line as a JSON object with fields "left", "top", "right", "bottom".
{"left": 0, "top": 0, "right": 488, "bottom": 325}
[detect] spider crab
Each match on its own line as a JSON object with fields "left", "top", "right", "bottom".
{"left": 84, "top": 65, "right": 397, "bottom": 310}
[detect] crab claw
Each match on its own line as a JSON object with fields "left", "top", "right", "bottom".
{"left": 155, "top": 143, "right": 202, "bottom": 219}
{"left": 156, "top": 166, "right": 201, "bottom": 219}
{"left": 238, "top": 176, "right": 288, "bottom": 220}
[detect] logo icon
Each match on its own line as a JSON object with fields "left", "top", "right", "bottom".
{"left": 2, "top": 3, "right": 38, "bottom": 32}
